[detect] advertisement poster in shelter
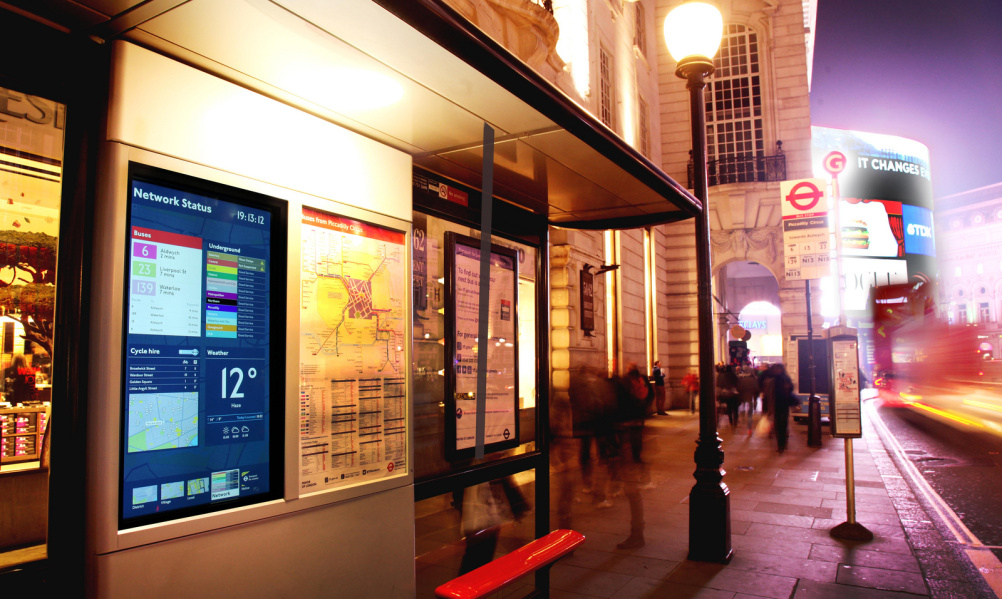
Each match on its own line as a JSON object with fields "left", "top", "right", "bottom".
{"left": 446, "top": 233, "right": 518, "bottom": 459}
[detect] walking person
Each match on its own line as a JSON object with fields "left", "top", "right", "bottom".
{"left": 681, "top": 369, "right": 699, "bottom": 414}
{"left": 651, "top": 360, "right": 667, "bottom": 415}
{"left": 715, "top": 364, "right": 740, "bottom": 428}
{"left": 758, "top": 363, "right": 776, "bottom": 436}
{"left": 736, "top": 364, "right": 759, "bottom": 435}
{"left": 766, "top": 363, "right": 797, "bottom": 452}
{"left": 610, "top": 366, "right": 654, "bottom": 549}
{"left": 568, "top": 366, "right": 616, "bottom": 510}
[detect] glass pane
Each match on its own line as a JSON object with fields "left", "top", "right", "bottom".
{"left": 412, "top": 213, "right": 538, "bottom": 481}
{"left": 416, "top": 472, "right": 536, "bottom": 597}
{"left": 0, "top": 85, "right": 64, "bottom": 564}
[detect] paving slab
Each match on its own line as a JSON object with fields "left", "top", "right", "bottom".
{"left": 543, "top": 402, "right": 994, "bottom": 599}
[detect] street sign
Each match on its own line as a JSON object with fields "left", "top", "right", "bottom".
{"left": 824, "top": 151, "right": 847, "bottom": 175}
{"left": 780, "top": 178, "right": 832, "bottom": 280}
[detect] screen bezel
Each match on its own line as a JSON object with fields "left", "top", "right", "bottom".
{"left": 118, "top": 162, "right": 287, "bottom": 530}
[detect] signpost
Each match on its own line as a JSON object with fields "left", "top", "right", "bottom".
{"left": 780, "top": 179, "right": 831, "bottom": 281}
{"left": 821, "top": 151, "right": 873, "bottom": 542}
{"left": 826, "top": 325, "right": 872, "bottom": 540}
{"left": 780, "top": 178, "right": 831, "bottom": 447}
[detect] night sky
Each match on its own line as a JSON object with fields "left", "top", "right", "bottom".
{"left": 810, "top": 0, "right": 1002, "bottom": 199}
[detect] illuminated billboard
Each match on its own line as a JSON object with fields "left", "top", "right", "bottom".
{"left": 812, "top": 127, "right": 937, "bottom": 315}
{"left": 839, "top": 198, "right": 903, "bottom": 258}
{"left": 902, "top": 204, "right": 936, "bottom": 257}
{"left": 812, "top": 127, "right": 933, "bottom": 209}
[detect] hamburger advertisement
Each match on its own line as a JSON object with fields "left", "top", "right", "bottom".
{"left": 842, "top": 219, "right": 869, "bottom": 250}
{"left": 838, "top": 198, "right": 903, "bottom": 258}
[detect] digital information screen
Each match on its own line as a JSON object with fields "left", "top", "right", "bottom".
{"left": 120, "top": 163, "right": 286, "bottom": 528}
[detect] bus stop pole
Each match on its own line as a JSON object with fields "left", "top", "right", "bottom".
{"left": 844, "top": 437, "right": 856, "bottom": 524}
{"left": 806, "top": 280, "right": 821, "bottom": 447}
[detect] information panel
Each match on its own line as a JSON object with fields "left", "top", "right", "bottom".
{"left": 445, "top": 233, "right": 519, "bottom": 460}
{"left": 780, "top": 178, "right": 832, "bottom": 280}
{"left": 299, "top": 207, "right": 407, "bottom": 492}
{"left": 828, "top": 328, "right": 862, "bottom": 438}
{"left": 121, "top": 164, "right": 286, "bottom": 528}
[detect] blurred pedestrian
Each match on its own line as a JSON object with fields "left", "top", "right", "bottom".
{"left": 681, "top": 369, "right": 699, "bottom": 413}
{"left": 609, "top": 366, "right": 654, "bottom": 549}
{"left": 569, "top": 365, "right": 617, "bottom": 511}
{"left": 458, "top": 476, "right": 530, "bottom": 574}
{"left": 765, "top": 363, "right": 797, "bottom": 452}
{"left": 758, "top": 362, "right": 775, "bottom": 436}
{"left": 715, "top": 364, "right": 740, "bottom": 428}
{"left": 652, "top": 360, "right": 667, "bottom": 415}
{"left": 736, "top": 364, "right": 759, "bottom": 434}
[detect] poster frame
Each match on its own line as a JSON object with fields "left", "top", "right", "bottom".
{"left": 444, "top": 232, "right": 519, "bottom": 461}
{"left": 296, "top": 204, "right": 410, "bottom": 495}
{"left": 827, "top": 327, "right": 863, "bottom": 438}
{"left": 119, "top": 162, "right": 287, "bottom": 529}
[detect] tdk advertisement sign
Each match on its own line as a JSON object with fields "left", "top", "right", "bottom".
{"left": 902, "top": 204, "right": 935, "bottom": 256}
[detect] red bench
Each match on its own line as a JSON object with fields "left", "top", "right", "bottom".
{"left": 434, "top": 529, "right": 586, "bottom": 599}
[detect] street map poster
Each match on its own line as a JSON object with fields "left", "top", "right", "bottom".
{"left": 121, "top": 163, "right": 286, "bottom": 528}
{"left": 299, "top": 206, "right": 407, "bottom": 493}
{"left": 829, "top": 335, "right": 862, "bottom": 438}
{"left": 780, "top": 178, "right": 831, "bottom": 281}
{"left": 445, "top": 233, "right": 518, "bottom": 460}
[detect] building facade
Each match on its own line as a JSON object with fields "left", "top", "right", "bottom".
{"left": 936, "top": 183, "right": 1002, "bottom": 358}
{"left": 657, "top": 0, "right": 818, "bottom": 396}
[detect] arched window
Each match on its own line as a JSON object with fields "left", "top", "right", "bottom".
{"left": 705, "top": 24, "right": 763, "bottom": 184}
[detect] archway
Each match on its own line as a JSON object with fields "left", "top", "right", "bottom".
{"left": 716, "top": 260, "right": 781, "bottom": 366}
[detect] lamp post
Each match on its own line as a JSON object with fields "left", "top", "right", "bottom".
{"left": 664, "top": 1, "right": 732, "bottom": 563}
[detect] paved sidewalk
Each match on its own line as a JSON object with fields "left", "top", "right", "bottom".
{"left": 548, "top": 398, "right": 995, "bottom": 599}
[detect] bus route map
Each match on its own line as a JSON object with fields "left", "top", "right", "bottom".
{"left": 298, "top": 206, "right": 407, "bottom": 493}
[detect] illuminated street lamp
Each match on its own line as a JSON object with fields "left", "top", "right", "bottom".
{"left": 664, "top": 2, "right": 732, "bottom": 563}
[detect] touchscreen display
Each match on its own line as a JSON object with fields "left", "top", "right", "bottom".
{"left": 120, "top": 164, "right": 285, "bottom": 528}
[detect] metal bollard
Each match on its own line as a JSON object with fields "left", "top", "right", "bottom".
{"left": 807, "top": 395, "right": 822, "bottom": 447}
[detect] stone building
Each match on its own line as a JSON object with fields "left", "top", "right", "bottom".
{"left": 444, "top": 0, "right": 819, "bottom": 403}
{"left": 936, "top": 183, "right": 1002, "bottom": 357}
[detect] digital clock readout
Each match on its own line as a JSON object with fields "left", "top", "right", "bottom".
{"left": 236, "top": 211, "right": 265, "bottom": 225}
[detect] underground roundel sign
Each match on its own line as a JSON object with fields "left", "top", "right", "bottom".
{"left": 780, "top": 178, "right": 828, "bottom": 218}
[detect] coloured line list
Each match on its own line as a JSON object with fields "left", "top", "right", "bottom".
{"left": 205, "top": 250, "right": 267, "bottom": 339}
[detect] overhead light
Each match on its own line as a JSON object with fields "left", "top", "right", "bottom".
{"left": 284, "top": 66, "right": 404, "bottom": 111}
{"left": 663, "top": 2, "right": 723, "bottom": 65}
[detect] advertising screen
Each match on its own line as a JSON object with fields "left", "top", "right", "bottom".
{"left": 120, "top": 163, "right": 286, "bottom": 528}
{"left": 902, "top": 204, "right": 936, "bottom": 256}
{"left": 839, "top": 198, "right": 903, "bottom": 258}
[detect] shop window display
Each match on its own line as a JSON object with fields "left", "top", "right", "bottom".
{"left": 0, "top": 86, "right": 63, "bottom": 562}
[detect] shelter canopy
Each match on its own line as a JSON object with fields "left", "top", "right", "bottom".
{"left": 15, "top": 0, "right": 700, "bottom": 229}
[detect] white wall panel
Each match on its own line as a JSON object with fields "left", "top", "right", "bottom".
{"left": 107, "top": 42, "right": 411, "bottom": 222}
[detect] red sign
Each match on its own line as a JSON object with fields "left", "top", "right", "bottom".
{"left": 301, "top": 207, "right": 405, "bottom": 244}
{"left": 785, "top": 181, "right": 824, "bottom": 212}
{"left": 824, "top": 151, "right": 847, "bottom": 175}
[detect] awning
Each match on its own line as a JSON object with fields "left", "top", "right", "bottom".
{"left": 15, "top": 0, "right": 700, "bottom": 229}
